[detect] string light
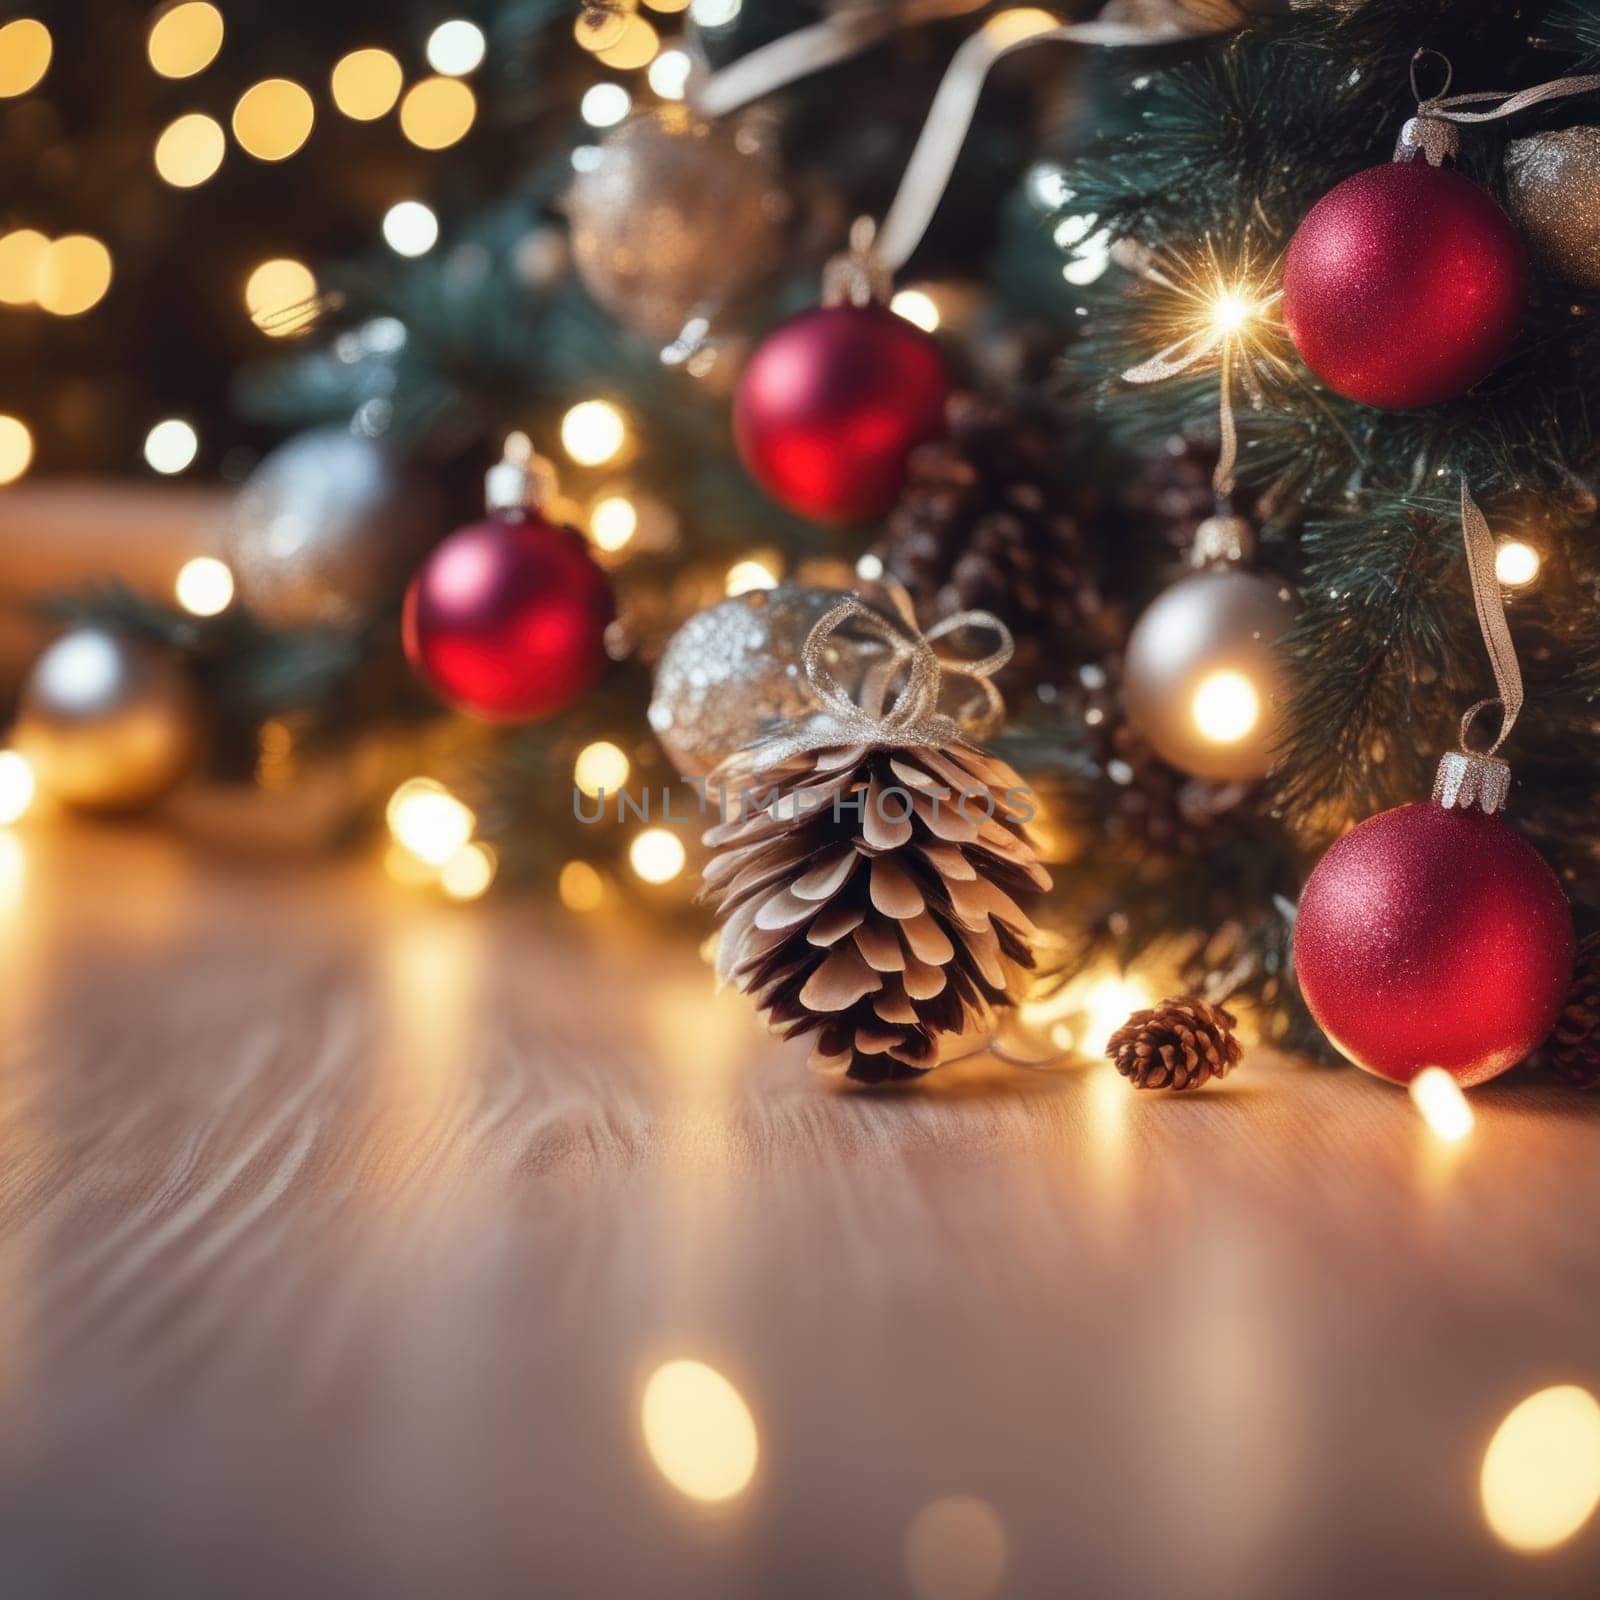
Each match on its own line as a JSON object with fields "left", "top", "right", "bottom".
{"left": 1408, "top": 1067, "right": 1474, "bottom": 1142}
{"left": 725, "top": 558, "right": 778, "bottom": 597}
{"left": 0, "top": 415, "right": 34, "bottom": 485}
{"left": 1191, "top": 670, "right": 1260, "bottom": 745}
{"left": 581, "top": 83, "right": 632, "bottom": 127}
{"left": 589, "top": 495, "right": 637, "bottom": 553}
{"left": 573, "top": 740, "right": 630, "bottom": 798}
{"left": 0, "top": 751, "right": 35, "bottom": 826}
{"left": 890, "top": 288, "right": 940, "bottom": 332}
{"left": 153, "top": 112, "right": 226, "bottom": 187}
{"left": 1482, "top": 1386, "right": 1600, "bottom": 1551}
{"left": 0, "top": 19, "right": 51, "bottom": 97}
{"left": 146, "top": 3, "right": 222, "bottom": 79}
{"left": 558, "top": 860, "right": 606, "bottom": 912}
{"left": 0, "top": 229, "right": 47, "bottom": 305}
{"left": 232, "top": 78, "right": 315, "bottom": 161}
{"left": 35, "top": 235, "right": 112, "bottom": 316}
{"left": 399, "top": 76, "right": 476, "bottom": 150}
{"left": 244, "top": 257, "right": 317, "bottom": 337}
{"left": 595, "top": 14, "right": 660, "bottom": 69}
{"left": 143, "top": 418, "right": 199, "bottom": 475}
{"left": 382, "top": 201, "right": 439, "bottom": 258}
{"left": 1495, "top": 539, "right": 1541, "bottom": 588}
{"left": 174, "top": 556, "right": 234, "bottom": 616}
{"left": 387, "top": 778, "right": 475, "bottom": 866}
{"left": 440, "top": 841, "right": 497, "bottom": 900}
{"left": 641, "top": 1361, "right": 759, "bottom": 1502}
{"left": 629, "top": 827, "right": 686, "bottom": 884}
{"left": 648, "top": 48, "right": 692, "bottom": 99}
{"left": 560, "top": 400, "right": 627, "bottom": 466}
{"left": 330, "top": 48, "right": 403, "bottom": 121}
{"left": 425, "top": 20, "right": 486, "bottom": 76}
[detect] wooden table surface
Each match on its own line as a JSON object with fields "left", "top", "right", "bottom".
{"left": 1, "top": 823, "right": 1597, "bottom": 1598}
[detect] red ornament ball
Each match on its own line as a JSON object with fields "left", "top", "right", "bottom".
{"left": 403, "top": 513, "right": 613, "bottom": 721}
{"left": 734, "top": 302, "right": 949, "bottom": 523}
{"left": 1283, "top": 161, "right": 1527, "bottom": 409}
{"left": 1294, "top": 800, "right": 1573, "bottom": 1087}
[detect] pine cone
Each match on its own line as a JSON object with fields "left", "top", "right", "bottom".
{"left": 873, "top": 391, "right": 1118, "bottom": 685}
{"left": 700, "top": 738, "right": 1052, "bottom": 1083}
{"left": 1544, "top": 932, "right": 1600, "bottom": 1086}
{"left": 1106, "top": 995, "right": 1242, "bottom": 1091}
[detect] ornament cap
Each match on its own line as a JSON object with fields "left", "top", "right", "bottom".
{"left": 1432, "top": 749, "right": 1511, "bottom": 816}
{"left": 1189, "top": 513, "right": 1255, "bottom": 568}
{"left": 485, "top": 431, "right": 558, "bottom": 515}
{"left": 1394, "top": 114, "right": 1460, "bottom": 167}
{"left": 821, "top": 216, "right": 892, "bottom": 308}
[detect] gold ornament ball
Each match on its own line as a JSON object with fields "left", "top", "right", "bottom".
{"left": 1122, "top": 567, "right": 1296, "bottom": 782}
{"left": 15, "top": 627, "right": 202, "bottom": 811}
{"left": 224, "top": 428, "right": 445, "bottom": 631}
{"left": 1506, "top": 127, "right": 1600, "bottom": 290}
{"left": 566, "top": 106, "right": 790, "bottom": 341}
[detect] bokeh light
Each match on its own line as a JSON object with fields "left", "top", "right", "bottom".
{"left": 581, "top": 83, "right": 632, "bottom": 127}
{"left": 689, "top": 0, "right": 742, "bottom": 24}
{"left": 330, "top": 48, "right": 403, "bottom": 121}
{"left": 153, "top": 112, "right": 226, "bottom": 188}
{"left": 574, "top": 740, "right": 630, "bottom": 798}
{"left": 146, "top": 3, "right": 223, "bottom": 78}
{"left": 1495, "top": 539, "right": 1540, "bottom": 588}
{"left": 232, "top": 78, "right": 315, "bottom": 161}
{"left": 1191, "top": 669, "right": 1260, "bottom": 745}
{"left": 143, "top": 418, "right": 199, "bottom": 475}
{"left": 1483, "top": 1386, "right": 1600, "bottom": 1552}
{"left": 0, "top": 415, "right": 32, "bottom": 485}
{"left": 382, "top": 200, "right": 439, "bottom": 257}
{"left": 725, "top": 558, "right": 778, "bottom": 597}
{"left": 560, "top": 400, "right": 627, "bottom": 466}
{"left": 596, "top": 13, "right": 659, "bottom": 68}
{"left": 174, "top": 556, "right": 234, "bottom": 616}
{"left": 387, "top": 778, "right": 476, "bottom": 867}
{"left": 426, "top": 20, "right": 487, "bottom": 76}
{"left": 648, "top": 49, "right": 692, "bottom": 99}
{"left": 589, "top": 495, "right": 637, "bottom": 553}
{"left": 399, "top": 76, "right": 477, "bottom": 150}
{"left": 1409, "top": 1067, "right": 1474, "bottom": 1143}
{"left": 0, "top": 229, "right": 47, "bottom": 305}
{"left": 890, "top": 288, "right": 940, "bottom": 332}
{"left": 904, "top": 1496, "right": 1008, "bottom": 1600}
{"left": 245, "top": 257, "right": 318, "bottom": 337}
{"left": 441, "top": 841, "right": 497, "bottom": 900}
{"left": 629, "top": 827, "right": 686, "bottom": 884}
{"left": 0, "top": 19, "right": 51, "bottom": 98}
{"left": 641, "top": 1361, "right": 759, "bottom": 1502}
{"left": 0, "top": 751, "right": 35, "bottom": 826}
{"left": 558, "top": 860, "right": 606, "bottom": 912}
{"left": 35, "top": 235, "right": 113, "bottom": 316}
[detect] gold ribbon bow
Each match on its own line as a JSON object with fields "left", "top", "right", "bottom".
{"left": 1456, "top": 477, "right": 1523, "bottom": 757}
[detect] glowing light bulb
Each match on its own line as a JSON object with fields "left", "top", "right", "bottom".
{"left": 1483, "top": 1386, "right": 1600, "bottom": 1551}
{"left": 143, "top": 419, "right": 198, "bottom": 475}
{"left": 174, "top": 556, "right": 234, "bottom": 616}
{"left": 1409, "top": 1067, "right": 1474, "bottom": 1142}
{"left": 589, "top": 495, "right": 637, "bottom": 553}
{"left": 560, "top": 400, "right": 626, "bottom": 466}
{"left": 153, "top": 112, "right": 226, "bottom": 187}
{"left": 0, "top": 415, "right": 34, "bottom": 485}
{"left": 399, "top": 76, "right": 476, "bottom": 150}
{"left": 330, "top": 48, "right": 403, "bottom": 121}
{"left": 573, "top": 740, "right": 630, "bottom": 797}
{"left": 440, "top": 841, "right": 496, "bottom": 900}
{"left": 641, "top": 1360, "right": 759, "bottom": 1502}
{"left": 630, "top": 827, "right": 686, "bottom": 884}
{"left": 581, "top": 83, "right": 632, "bottom": 127}
{"left": 146, "top": 3, "right": 222, "bottom": 78}
{"left": 648, "top": 48, "right": 692, "bottom": 99}
{"left": 559, "top": 860, "right": 606, "bottom": 912}
{"left": 1495, "top": 539, "right": 1540, "bottom": 588}
{"left": 245, "top": 257, "right": 318, "bottom": 337}
{"left": 382, "top": 201, "right": 439, "bottom": 258}
{"left": 725, "top": 558, "right": 778, "bottom": 597}
{"left": 1191, "top": 670, "right": 1260, "bottom": 745}
{"left": 0, "top": 19, "right": 51, "bottom": 97}
{"left": 35, "top": 235, "right": 112, "bottom": 316}
{"left": 426, "top": 20, "right": 486, "bottom": 76}
{"left": 0, "top": 751, "right": 35, "bottom": 825}
{"left": 232, "top": 78, "right": 315, "bottom": 161}
{"left": 387, "top": 778, "right": 475, "bottom": 866}
{"left": 0, "top": 230, "right": 47, "bottom": 305}
{"left": 890, "top": 288, "right": 940, "bottom": 332}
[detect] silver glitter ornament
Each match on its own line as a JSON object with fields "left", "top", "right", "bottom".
{"left": 1123, "top": 520, "right": 1296, "bottom": 782}
{"left": 1506, "top": 127, "right": 1600, "bottom": 290}
{"left": 649, "top": 586, "right": 856, "bottom": 778}
{"left": 566, "top": 105, "right": 790, "bottom": 341}
{"left": 14, "top": 627, "right": 202, "bottom": 811}
{"left": 224, "top": 428, "right": 445, "bottom": 630}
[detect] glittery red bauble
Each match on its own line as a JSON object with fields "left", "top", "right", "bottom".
{"left": 734, "top": 303, "right": 949, "bottom": 523}
{"left": 1294, "top": 801, "right": 1573, "bottom": 1086}
{"left": 402, "top": 513, "right": 613, "bottom": 721}
{"left": 1283, "top": 161, "right": 1527, "bottom": 409}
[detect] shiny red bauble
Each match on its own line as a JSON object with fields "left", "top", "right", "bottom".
{"left": 734, "top": 303, "right": 949, "bottom": 523}
{"left": 403, "top": 512, "right": 613, "bottom": 721}
{"left": 1294, "top": 801, "right": 1573, "bottom": 1087}
{"left": 1283, "top": 161, "right": 1527, "bottom": 410}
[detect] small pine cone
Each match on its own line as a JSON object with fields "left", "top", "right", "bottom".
{"left": 1544, "top": 933, "right": 1600, "bottom": 1086}
{"left": 873, "top": 391, "right": 1117, "bottom": 684}
{"left": 1106, "top": 995, "right": 1242, "bottom": 1091}
{"left": 700, "top": 737, "right": 1052, "bottom": 1084}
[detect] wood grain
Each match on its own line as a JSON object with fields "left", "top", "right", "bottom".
{"left": 0, "top": 824, "right": 1596, "bottom": 1597}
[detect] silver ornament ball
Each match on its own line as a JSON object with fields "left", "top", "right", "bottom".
{"left": 649, "top": 586, "right": 855, "bottom": 778}
{"left": 1506, "top": 127, "right": 1600, "bottom": 291}
{"left": 1123, "top": 566, "right": 1296, "bottom": 782}
{"left": 15, "top": 627, "right": 202, "bottom": 811}
{"left": 224, "top": 427, "right": 444, "bottom": 630}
